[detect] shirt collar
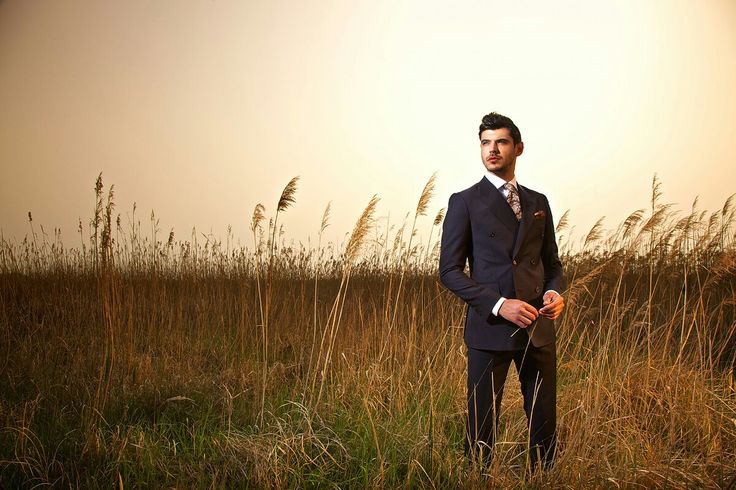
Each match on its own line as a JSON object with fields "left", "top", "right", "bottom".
{"left": 484, "top": 172, "right": 518, "bottom": 191}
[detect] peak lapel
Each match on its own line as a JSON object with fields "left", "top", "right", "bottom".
{"left": 477, "top": 177, "right": 518, "bottom": 233}
{"left": 512, "top": 185, "right": 538, "bottom": 259}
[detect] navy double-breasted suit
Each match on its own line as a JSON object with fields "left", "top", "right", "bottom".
{"left": 439, "top": 176, "right": 564, "bottom": 466}
{"left": 440, "top": 176, "right": 563, "bottom": 349}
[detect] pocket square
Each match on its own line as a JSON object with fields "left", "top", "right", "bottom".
{"left": 533, "top": 210, "right": 546, "bottom": 220}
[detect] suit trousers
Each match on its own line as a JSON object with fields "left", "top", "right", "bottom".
{"left": 466, "top": 341, "right": 557, "bottom": 468}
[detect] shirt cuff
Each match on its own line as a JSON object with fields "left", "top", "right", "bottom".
{"left": 492, "top": 297, "right": 506, "bottom": 316}
{"left": 544, "top": 290, "right": 559, "bottom": 297}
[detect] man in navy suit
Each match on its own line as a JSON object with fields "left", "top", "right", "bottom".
{"left": 439, "top": 112, "right": 565, "bottom": 469}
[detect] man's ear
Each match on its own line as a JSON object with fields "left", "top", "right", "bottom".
{"left": 515, "top": 141, "right": 524, "bottom": 156}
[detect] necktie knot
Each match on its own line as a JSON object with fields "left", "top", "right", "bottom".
{"left": 504, "top": 183, "right": 522, "bottom": 221}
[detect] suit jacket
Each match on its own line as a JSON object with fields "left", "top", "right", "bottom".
{"left": 439, "top": 177, "right": 564, "bottom": 350}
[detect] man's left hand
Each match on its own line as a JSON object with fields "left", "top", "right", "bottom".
{"left": 539, "top": 291, "right": 564, "bottom": 320}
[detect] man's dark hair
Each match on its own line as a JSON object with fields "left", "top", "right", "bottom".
{"left": 478, "top": 112, "right": 522, "bottom": 144}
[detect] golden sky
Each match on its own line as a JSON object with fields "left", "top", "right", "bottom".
{"left": 1, "top": 0, "right": 734, "bottom": 249}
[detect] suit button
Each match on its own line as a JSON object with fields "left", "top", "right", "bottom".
{"left": 531, "top": 259, "right": 536, "bottom": 265}
{"left": 512, "top": 259, "right": 518, "bottom": 265}
{"left": 535, "top": 286, "right": 541, "bottom": 293}
{"left": 489, "top": 232, "right": 495, "bottom": 238}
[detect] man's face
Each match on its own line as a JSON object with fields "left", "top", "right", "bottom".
{"left": 480, "top": 128, "right": 524, "bottom": 180}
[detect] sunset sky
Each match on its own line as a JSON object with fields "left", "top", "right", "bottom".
{"left": 1, "top": 0, "right": 734, "bottom": 250}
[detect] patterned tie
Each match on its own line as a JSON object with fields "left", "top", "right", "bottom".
{"left": 504, "top": 183, "right": 522, "bottom": 221}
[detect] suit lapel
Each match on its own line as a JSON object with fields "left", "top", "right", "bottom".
{"left": 512, "top": 185, "right": 538, "bottom": 258}
{"left": 476, "top": 177, "right": 518, "bottom": 233}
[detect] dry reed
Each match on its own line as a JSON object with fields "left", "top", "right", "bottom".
{"left": 0, "top": 175, "right": 734, "bottom": 488}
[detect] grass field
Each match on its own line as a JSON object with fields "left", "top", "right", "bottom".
{"left": 1, "top": 175, "right": 735, "bottom": 488}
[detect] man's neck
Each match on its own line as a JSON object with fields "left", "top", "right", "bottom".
{"left": 485, "top": 171, "right": 516, "bottom": 189}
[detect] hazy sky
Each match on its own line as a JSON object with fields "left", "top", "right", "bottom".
{"left": 1, "top": 0, "right": 735, "bottom": 250}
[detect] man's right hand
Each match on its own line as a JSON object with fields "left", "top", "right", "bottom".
{"left": 499, "top": 299, "right": 539, "bottom": 328}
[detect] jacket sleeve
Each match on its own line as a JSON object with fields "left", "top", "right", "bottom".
{"left": 541, "top": 195, "right": 564, "bottom": 294}
{"left": 439, "top": 192, "right": 501, "bottom": 321}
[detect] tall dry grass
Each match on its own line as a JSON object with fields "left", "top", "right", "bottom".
{"left": 0, "top": 174, "right": 734, "bottom": 488}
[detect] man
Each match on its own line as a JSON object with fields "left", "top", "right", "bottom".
{"left": 439, "top": 112, "right": 565, "bottom": 469}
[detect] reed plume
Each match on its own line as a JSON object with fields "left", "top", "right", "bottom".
{"left": 269, "top": 176, "right": 299, "bottom": 268}
{"left": 344, "top": 195, "right": 379, "bottom": 266}
{"left": 250, "top": 203, "right": 265, "bottom": 234}
{"left": 583, "top": 216, "right": 605, "bottom": 250}
{"left": 415, "top": 172, "right": 437, "bottom": 218}
{"left": 319, "top": 201, "right": 331, "bottom": 235}
{"left": 277, "top": 176, "right": 299, "bottom": 212}
{"left": 433, "top": 208, "right": 445, "bottom": 227}
{"left": 555, "top": 209, "right": 570, "bottom": 235}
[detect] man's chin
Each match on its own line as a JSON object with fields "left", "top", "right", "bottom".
{"left": 486, "top": 168, "right": 510, "bottom": 178}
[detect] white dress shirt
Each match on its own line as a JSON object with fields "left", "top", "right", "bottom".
{"left": 485, "top": 172, "right": 518, "bottom": 200}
